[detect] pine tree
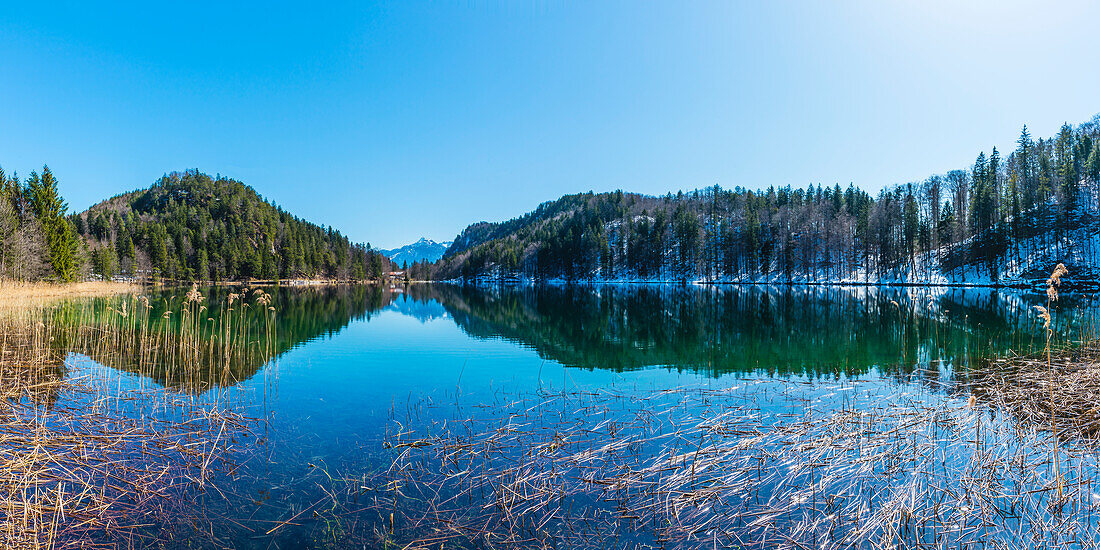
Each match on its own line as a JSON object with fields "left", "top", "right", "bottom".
{"left": 903, "top": 188, "right": 919, "bottom": 268}
{"left": 1055, "top": 123, "right": 1077, "bottom": 229}
{"left": 1087, "top": 142, "right": 1100, "bottom": 185}
{"left": 1017, "top": 125, "right": 1035, "bottom": 212}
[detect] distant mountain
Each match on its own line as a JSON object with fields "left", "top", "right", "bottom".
{"left": 383, "top": 238, "right": 452, "bottom": 266}
{"left": 74, "top": 169, "right": 390, "bottom": 281}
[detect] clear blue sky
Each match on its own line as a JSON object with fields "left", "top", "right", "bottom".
{"left": 2, "top": 1, "right": 1100, "bottom": 249}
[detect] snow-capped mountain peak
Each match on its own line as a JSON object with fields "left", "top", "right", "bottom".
{"left": 382, "top": 238, "right": 453, "bottom": 265}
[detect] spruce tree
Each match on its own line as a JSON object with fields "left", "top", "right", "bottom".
{"left": 26, "top": 167, "right": 78, "bottom": 281}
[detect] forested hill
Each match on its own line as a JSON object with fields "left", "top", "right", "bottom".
{"left": 74, "top": 170, "right": 389, "bottom": 281}
{"left": 434, "top": 116, "right": 1100, "bottom": 284}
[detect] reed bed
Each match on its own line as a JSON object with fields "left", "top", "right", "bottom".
{"left": 356, "top": 377, "right": 1100, "bottom": 550}
{"left": 0, "top": 281, "right": 138, "bottom": 307}
{"left": 0, "top": 285, "right": 275, "bottom": 548}
{"left": 46, "top": 285, "right": 279, "bottom": 393}
{"left": 972, "top": 343, "right": 1100, "bottom": 439}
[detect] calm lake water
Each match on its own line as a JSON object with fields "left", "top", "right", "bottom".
{"left": 59, "top": 284, "right": 1098, "bottom": 547}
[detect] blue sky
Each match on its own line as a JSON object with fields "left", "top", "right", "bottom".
{"left": 2, "top": 1, "right": 1100, "bottom": 249}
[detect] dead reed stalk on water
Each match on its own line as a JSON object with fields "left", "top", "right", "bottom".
{"left": 344, "top": 264, "right": 1100, "bottom": 549}
{"left": 348, "top": 375, "right": 1100, "bottom": 550}
{"left": 0, "top": 285, "right": 276, "bottom": 548}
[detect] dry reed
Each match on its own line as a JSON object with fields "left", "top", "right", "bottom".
{"left": 0, "top": 284, "right": 275, "bottom": 548}
{"left": 0, "top": 281, "right": 138, "bottom": 304}
{"left": 355, "top": 379, "right": 1100, "bottom": 549}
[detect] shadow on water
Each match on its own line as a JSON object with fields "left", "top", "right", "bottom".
{"left": 409, "top": 283, "right": 1091, "bottom": 379}
{"left": 47, "top": 284, "right": 394, "bottom": 392}
{"left": 42, "top": 283, "right": 1097, "bottom": 393}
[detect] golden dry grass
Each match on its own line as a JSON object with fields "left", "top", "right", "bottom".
{"left": 0, "top": 281, "right": 139, "bottom": 302}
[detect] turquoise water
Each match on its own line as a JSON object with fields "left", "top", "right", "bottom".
{"left": 60, "top": 284, "right": 1096, "bottom": 547}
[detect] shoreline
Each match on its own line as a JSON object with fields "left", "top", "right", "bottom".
{"left": 437, "top": 278, "right": 1056, "bottom": 290}
{"left": 11, "top": 277, "right": 1079, "bottom": 295}
{"left": 139, "top": 278, "right": 383, "bottom": 288}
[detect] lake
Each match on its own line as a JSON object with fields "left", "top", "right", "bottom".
{"left": 52, "top": 284, "right": 1100, "bottom": 548}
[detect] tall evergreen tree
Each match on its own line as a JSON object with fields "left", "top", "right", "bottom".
{"left": 26, "top": 166, "right": 78, "bottom": 281}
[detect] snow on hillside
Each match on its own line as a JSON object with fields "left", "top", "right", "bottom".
{"left": 445, "top": 222, "right": 1100, "bottom": 289}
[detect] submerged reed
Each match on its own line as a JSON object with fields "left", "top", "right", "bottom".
{"left": 355, "top": 377, "right": 1100, "bottom": 550}
{"left": 336, "top": 262, "right": 1100, "bottom": 549}
{"left": 0, "top": 284, "right": 276, "bottom": 548}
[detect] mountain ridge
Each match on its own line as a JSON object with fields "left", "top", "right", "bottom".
{"left": 383, "top": 237, "right": 452, "bottom": 266}
{"left": 432, "top": 116, "right": 1100, "bottom": 285}
{"left": 74, "top": 169, "right": 390, "bottom": 281}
